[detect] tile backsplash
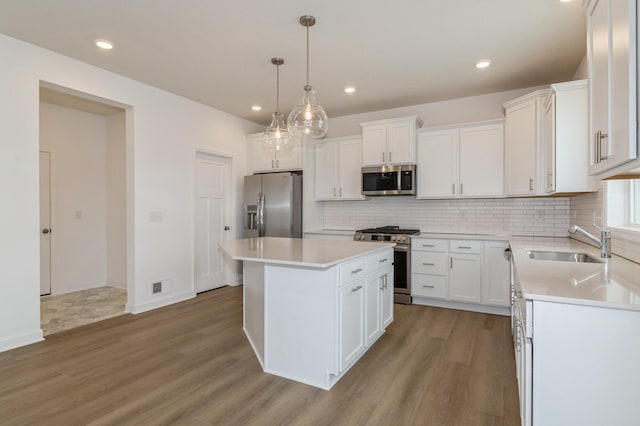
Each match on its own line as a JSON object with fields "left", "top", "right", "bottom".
{"left": 324, "top": 197, "right": 570, "bottom": 237}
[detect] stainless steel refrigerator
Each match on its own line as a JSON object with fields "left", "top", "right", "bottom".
{"left": 244, "top": 172, "right": 302, "bottom": 238}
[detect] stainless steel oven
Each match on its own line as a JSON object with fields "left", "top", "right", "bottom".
{"left": 354, "top": 226, "right": 419, "bottom": 304}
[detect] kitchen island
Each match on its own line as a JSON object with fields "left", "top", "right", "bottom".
{"left": 220, "top": 237, "right": 395, "bottom": 390}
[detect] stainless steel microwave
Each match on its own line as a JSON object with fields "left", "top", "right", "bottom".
{"left": 361, "top": 164, "right": 416, "bottom": 196}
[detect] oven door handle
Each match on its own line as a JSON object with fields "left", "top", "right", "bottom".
{"left": 393, "top": 244, "right": 409, "bottom": 252}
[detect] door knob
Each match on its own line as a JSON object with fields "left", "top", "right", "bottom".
{"left": 224, "top": 226, "right": 230, "bottom": 231}
{"left": 42, "top": 229, "right": 51, "bottom": 234}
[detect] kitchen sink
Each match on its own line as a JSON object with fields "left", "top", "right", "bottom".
{"left": 525, "top": 250, "right": 603, "bottom": 263}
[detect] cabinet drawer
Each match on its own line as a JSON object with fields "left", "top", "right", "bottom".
{"left": 412, "top": 238, "right": 448, "bottom": 252}
{"left": 412, "top": 252, "right": 448, "bottom": 275}
{"left": 340, "top": 258, "right": 367, "bottom": 285}
{"left": 449, "top": 240, "right": 482, "bottom": 254}
{"left": 367, "top": 250, "right": 393, "bottom": 272}
{"left": 412, "top": 274, "right": 447, "bottom": 299}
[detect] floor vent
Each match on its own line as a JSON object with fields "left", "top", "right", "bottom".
{"left": 152, "top": 281, "right": 162, "bottom": 294}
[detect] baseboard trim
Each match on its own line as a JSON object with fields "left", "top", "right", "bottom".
{"left": 126, "top": 290, "right": 195, "bottom": 314}
{"left": 0, "top": 329, "right": 44, "bottom": 353}
{"left": 412, "top": 297, "right": 511, "bottom": 316}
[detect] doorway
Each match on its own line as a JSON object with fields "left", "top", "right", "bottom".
{"left": 39, "top": 84, "right": 129, "bottom": 335}
{"left": 195, "top": 151, "right": 232, "bottom": 293}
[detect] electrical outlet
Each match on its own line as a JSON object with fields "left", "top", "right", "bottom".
{"left": 152, "top": 282, "right": 162, "bottom": 294}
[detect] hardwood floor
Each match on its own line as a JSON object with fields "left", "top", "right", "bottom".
{"left": 0, "top": 286, "right": 520, "bottom": 425}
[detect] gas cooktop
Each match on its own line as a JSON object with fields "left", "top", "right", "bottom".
{"left": 355, "top": 226, "right": 420, "bottom": 235}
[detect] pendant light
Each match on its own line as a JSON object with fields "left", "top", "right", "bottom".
{"left": 263, "top": 57, "right": 292, "bottom": 152}
{"left": 288, "top": 15, "right": 328, "bottom": 139}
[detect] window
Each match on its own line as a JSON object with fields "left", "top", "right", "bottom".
{"left": 606, "top": 179, "right": 640, "bottom": 230}
{"left": 630, "top": 180, "right": 640, "bottom": 225}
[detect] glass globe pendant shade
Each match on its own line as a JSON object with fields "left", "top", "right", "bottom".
{"left": 263, "top": 112, "right": 292, "bottom": 152}
{"left": 287, "top": 86, "right": 328, "bottom": 138}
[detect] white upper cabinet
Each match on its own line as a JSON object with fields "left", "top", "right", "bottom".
{"left": 417, "top": 120, "right": 504, "bottom": 199}
{"left": 585, "top": 0, "right": 638, "bottom": 177}
{"left": 314, "top": 136, "right": 365, "bottom": 201}
{"left": 542, "top": 80, "right": 596, "bottom": 194}
{"left": 247, "top": 132, "right": 303, "bottom": 173}
{"left": 503, "top": 90, "right": 548, "bottom": 196}
{"left": 361, "top": 116, "right": 423, "bottom": 166}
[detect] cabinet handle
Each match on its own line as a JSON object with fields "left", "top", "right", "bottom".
{"left": 351, "top": 285, "right": 363, "bottom": 292}
{"left": 450, "top": 257, "right": 453, "bottom": 268}
{"left": 351, "top": 268, "right": 363, "bottom": 274}
{"left": 383, "top": 275, "right": 388, "bottom": 289}
{"left": 598, "top": 131, "right": 609, "bottom": 160}
{"left": 276, "top": 159, "right": 279, "bottom": 168}
{"left": 422, "top": 262, "right": 435, "bottom": 266}
{"left": 272, "top": 159, "right": 275, "bottom": 168}
{"left": 333, "top": 188, "right": 336, "bottom": 197}
{"left": 422, "top": 244, "right": 434, "bottom": 247}
{"left": 389, "top": 152, "right": 392, "bottom": 163}
{"left": 547, "top": 172, "right": 553, "bottom": 187}
{"left": 457, "top": 246, "right": 472, "bottom": 249}
{"left": 422, "top": 284, "right": 435, "bottom": 289}
{"left": 382, "top": 152, "right": 386, "bottom": 163}
{"left": 460, "top": 183, "right": 463, "bottom": 195}
{"left": 529, "top": 178, "right": 534, "bottom": 191}
{"left": 339, "top": 187, "right": 342, "bottom": 197}
{"left": 452, "top": 183, "right": 455, "bottom": 195}
{"left": 594, "top": 131, "right": 600, "bottom": 164}
{"left": 379, "top": 258, "right": 388, "bottom": 263}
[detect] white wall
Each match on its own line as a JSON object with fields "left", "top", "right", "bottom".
{"left": 40, "top": 102, "right": 109, "bottom": 294}
{"left": 106, "top": 112, "right": 127, "bottom": 289}
{"left": 0, "top": 33, "right": 262, "bottom": 352}
{"left": 326, "top": 86, "right": 546, "bottom": 137}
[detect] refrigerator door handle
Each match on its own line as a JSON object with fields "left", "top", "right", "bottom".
{"left": 258, "top": 192, "right": 266, "bottom": 237}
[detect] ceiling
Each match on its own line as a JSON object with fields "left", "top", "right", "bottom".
{"left": 0, "top": 1, "right": 586, "bottom": 126}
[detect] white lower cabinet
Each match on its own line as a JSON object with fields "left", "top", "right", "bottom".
{"left": 339, "top": 278, "right": 365, "bottom": 371}
{"left": 411, "top": 237, "right": 510, "bottom": 314}
{"left": 339, "top": 247, "right": 394, "bottom": 372}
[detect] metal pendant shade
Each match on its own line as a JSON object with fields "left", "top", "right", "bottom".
{"left": 288, "top": 15, "right": 328, "bottom": 139}
{"left": 263, "top": 57, "right": 292, "bottom": 152}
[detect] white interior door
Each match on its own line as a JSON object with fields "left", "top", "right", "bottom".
{"left": 195, "top": 152, "right": 229, "bottom": 293}
{"left": 39, "top": 151, "right": 52, "bottom": 296}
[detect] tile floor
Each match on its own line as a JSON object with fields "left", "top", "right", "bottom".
{"left": 40, "top": 286, "right": 127, "bottom": 336}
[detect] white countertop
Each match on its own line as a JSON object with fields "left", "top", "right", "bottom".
{"left": 220, "top": 237, "right": 395, "bottom": 269}
{"left": 510, "top": 238, "right": 640, "bottom": 311}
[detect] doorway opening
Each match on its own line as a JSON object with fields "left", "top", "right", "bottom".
{"left": 39, "top": 84, "right": 130, "bottom": 336}
{"left": 195, "top": 151, "right": 234, "bottom": 293}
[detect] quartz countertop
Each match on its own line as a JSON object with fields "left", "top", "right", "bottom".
{"left": 510, "top": 238, "right": 640, "bottom": 311}
{"left": 220, "top": 237, "right": 395, "bottom": 269}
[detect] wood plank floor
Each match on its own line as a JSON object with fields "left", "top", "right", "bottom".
{"left": 0, "top": 286, "right": 520, "bottom": 425}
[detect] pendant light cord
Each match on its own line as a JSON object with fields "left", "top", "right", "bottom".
{"left": 306, "top": 25, "right": 310, "bottom": 89}
{"left": 276, "top": 62, "right": 280, "bottom": 113}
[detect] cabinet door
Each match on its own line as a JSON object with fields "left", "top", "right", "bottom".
{"left": 587, "top": 0, "right": 610, "bottom": 174}
{"left": 362, "top": 124, "right": 387, "bottom": 166}
{"left": 607, "top": 0, "right": 637, "bottom": 169}
{"left": 449, "top": 254, "right": 481, "bottom": 303}
{"left": 337, "top": 137, "right": 365, "bottom": 200}
{"left": 275, "top": 140, "right": 303, "bottom": 171}
{"left": 365, "top": 274, "right": 381, "bottom": 346}
{"left": 416, "top": 129, "right": 457, "bottom": 198}
{"left": 459, "top": 124, "right": 504, "bottom": 197}
{"left": 339, "top": 279, "right": 365, "bottom": 371}
{"left": 505, "top": 100, "right": 538, "bottom": 195}
{"left": 543, "top": 95, "right": 556, "bottom": 193}
{"left": 381, "top": 265, "right": 394, "bottom": 328}
{"left": 387, "top": 121, "right": 415, "bottom": 164}
{"left": 482, "top": 241, "right": 510, "bottom": 307}
{"left": 249, "top": 134, "right": 276, "bottom": 173}
{"left": 314, "top": 141, "right": 338, "bottom": 200}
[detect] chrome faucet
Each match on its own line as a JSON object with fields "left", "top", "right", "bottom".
{"left": 568, "top": 223, "right": 611, "bottom": 258}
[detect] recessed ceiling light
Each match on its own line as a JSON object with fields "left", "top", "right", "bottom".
{"left": 95, "top": 39, "right": 113, "bottom": 50}
{"left": 251, "top": 105, "right": 262, "bottom": 111}
{"left": 344, "top": 86, "right": 356, "bottom": 94}
{"left": 476, "top": 59, "right": 491, "bottom": 69}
